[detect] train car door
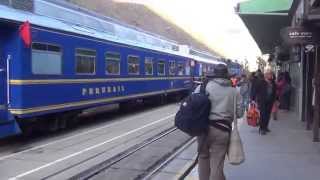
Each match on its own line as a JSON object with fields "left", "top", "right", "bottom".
{"left": 0, "top": 26, "right": 21, "bottom": 138}
{"left": 0, "top": 46, "right": 6, "bottom": 120}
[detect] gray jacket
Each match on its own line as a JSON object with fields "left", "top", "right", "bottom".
{"left": 195, "top": 78, "right": 243, "bottom": 124}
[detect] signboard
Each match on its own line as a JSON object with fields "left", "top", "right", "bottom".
{"left": 305, "top": 44, "right": 315, "bottom": 53}
{"left": 280, "top": 27, "right": 318, "bottom": 45}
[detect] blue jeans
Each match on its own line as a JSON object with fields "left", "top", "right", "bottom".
{"left": 242, "top": 95, "right": 249, "bottom": 110}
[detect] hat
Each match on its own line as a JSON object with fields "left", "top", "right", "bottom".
{"left": 207, "top": 64, "right": 229, "bottom": 79}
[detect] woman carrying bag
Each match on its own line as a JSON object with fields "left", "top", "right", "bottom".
{"left": 195, "top": 64, "right": 244, "bottom": 180}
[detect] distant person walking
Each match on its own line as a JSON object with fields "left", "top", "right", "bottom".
{"left": 272, "top": 73, "right": 285, "bottom": 120}
{"left": 249, "top": 72, "right": 258, "bottom": 102}
{"left": 279, "top": 72, "right": 292, "bottom": 110}
{"left": 252, "top": 70, "right": 276, "bottom": 135}
{"left": 238, "top": 74, "right": 250, "bottom": 111}
{"left": 195, "top": 64, "right": 243, "bottom": 180}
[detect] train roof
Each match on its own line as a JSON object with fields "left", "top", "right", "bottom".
{"left": 0, "top": 1, "right": 223, "bottom": 65}
{"left": 0, "top": 4, "right": 186, "bottom": 57}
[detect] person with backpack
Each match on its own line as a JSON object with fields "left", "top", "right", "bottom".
{"left": 194, "top": 64, "right": 243, "bottom": 180}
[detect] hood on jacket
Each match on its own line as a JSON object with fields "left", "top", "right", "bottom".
{"left": 211, "top": 78, "right": 232, "bottom": 87}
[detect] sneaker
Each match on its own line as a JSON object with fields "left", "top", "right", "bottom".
{"left": 261, "top": 130, "right": 267, "bottom": 135}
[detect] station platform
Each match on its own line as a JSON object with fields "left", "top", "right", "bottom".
{"left": 156, "top": 111, "right": 320, "bottom": 180}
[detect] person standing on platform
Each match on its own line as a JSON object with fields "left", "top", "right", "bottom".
{"left": 252, "top": 70, "right": 276, "bottom": 135}
{"left": 249, "top": 71, "right": 258, "bottom": 102}
{"left": 273, "top": 73, "right": 285, "bottom": 120}
{"left": 195, "top": 64, "right": 243, "bottom": 180}
{"left": 279, "top": 72, "right": 292, "bottom": 110}
{"left": 238, "top": 74, "right": 250, "bottom": 111}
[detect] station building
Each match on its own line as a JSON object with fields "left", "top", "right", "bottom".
{"left": 237, "top": 0, "right": 320, "bottom": 142}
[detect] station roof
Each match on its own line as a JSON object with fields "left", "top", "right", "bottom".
{"left": 237, "top": 0, "right": 294, "bottom": 54}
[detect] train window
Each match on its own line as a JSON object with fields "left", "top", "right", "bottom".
{"left": 169, "top": 61, "right": 176, "bottom": 75}
{"left": 32, "top": 43, "right": 47, "bottom": 51}
{"left": 185, "top": 62, "right": 191, "bottom": 76}
{"left": 158, "top": 60, "right": 165, "bottom": 76}
{"left": 202, "top": 64, "right": 207, "bottom": 74}
{"left": 76, "top": 49, "right": 96, "bottom": 74}
{"left": 145, "top": 57, "right": 153, "bottom": 75}
{"left": 105, "top": 52, "right": 120, "bottom": 75}
{"left": 128, "top": 55, "right": 140, "bottom": 75}
{"left": 31, "top": 43, "right": 62, "bottom": 75}
{"left": 177, "top": 63, "right": 184, "bottom": 75}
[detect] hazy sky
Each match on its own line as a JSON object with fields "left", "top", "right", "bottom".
{"left": 116, "top": 0, "right": 261, "bottom": 70}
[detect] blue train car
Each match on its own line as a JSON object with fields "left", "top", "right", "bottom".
{"left": 226, "top": 60, "right": 243, "bottom": 76}
{"left": 0, "top": 3, "right": 224, "bottom": 138}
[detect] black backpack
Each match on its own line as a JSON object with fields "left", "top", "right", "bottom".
{"left": 174, "top": 82, "right": 211, "bottom": 136}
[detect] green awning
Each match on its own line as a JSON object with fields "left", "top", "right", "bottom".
{"left": 239, "top": 0, "right": 293, "bottom": 13}
{"left": 239, "top": 13, "right": 290, "bottom": 54}
{"left": 238, "top": 0, "right": 293, "bottom": 54}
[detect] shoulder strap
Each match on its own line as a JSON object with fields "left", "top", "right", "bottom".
{"left": 233, "top": 90, "right": 238, "bottom": 129}
{"left": 200, "top": 80, "right": 208, "bottom": 94}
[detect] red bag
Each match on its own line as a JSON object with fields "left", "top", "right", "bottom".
{"left": 246, "top": 102, "right": 260, "bottom": 127}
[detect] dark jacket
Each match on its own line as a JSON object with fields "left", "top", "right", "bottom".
{"left": 253, "top": 78, "right": 276, "bottom": 107}
{"left": 249, "top": 76, "right": 259, "bottom": 101}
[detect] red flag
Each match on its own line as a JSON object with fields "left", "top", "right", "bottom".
{"left": 19, "top": 21, "right": 31, "bottom": 47}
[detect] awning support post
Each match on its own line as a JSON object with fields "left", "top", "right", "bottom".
{"left": 313, "top": 46, "right": 319, "bottom": 142}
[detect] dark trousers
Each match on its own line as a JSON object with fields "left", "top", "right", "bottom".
{"left": 259, "top": 102, "right": 273, "bottom": 130}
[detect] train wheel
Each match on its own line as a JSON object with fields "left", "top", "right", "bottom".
{"left": 119, "top": 102, "right": 131, "bottom": 112}
{"left": 160, "top": 94, "right": 167, "bottom": 105}
{"left": 66, "top": 111, "right": 81, "bottom": 128}
{"left": 21, "top": 125, "right": 33, "bottom": 137}
{"left": 48, "top": 118, "right": 59, "bottom": 132}
{"left": 18, "top": 118, "right": 36, "bottom": 137}
{"left": 59, "top": 118, "right": 67, "bottom": 130}
{"left": 66, "top": 118, "right": 79, "bottom": 129}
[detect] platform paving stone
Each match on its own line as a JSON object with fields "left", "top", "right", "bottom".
{"left": 161, "top": 158, "right": 191, "bottom": 174}
{"left": 90, "top": 168, "right": 142, "bottom": 180}
{"left": 177, "top": 143, "right": 197, "bottom": 160}
{"left": 186, "top": 111, "right": 320, "bottom": 180}
{"left": 0, "top": 158, "right": 45, "bottom": 179}
{"left": 152, "top": 172, "right": 178, "bottom": 180}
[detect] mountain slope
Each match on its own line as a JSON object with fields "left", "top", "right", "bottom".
{"left": 66, "top": 0, "right": 219, "bottom": 56}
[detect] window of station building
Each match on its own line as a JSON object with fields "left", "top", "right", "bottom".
{"left": 158, "top": 60, "right": 165, "bottom": 76}
{"left": 177, "top": 63, "right": 184, "bottom": 76}
{"left": 76, "top": 48, "right": 96, "bottom": 74}
{"left": 169, "top": 61, "right": 176, "bottom": 75}
{"left": 128, "top": 55, "right": 140, "bottom": 75}
{"left": 105, "top": 52, "right": 120, "bottom": 75}
{"left": 145, "top": 57, "right": 153, "bottom": 75}
{"left": 31, "top": 43, "right": 62, "bottom": 75}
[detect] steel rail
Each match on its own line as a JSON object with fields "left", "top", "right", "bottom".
{"left": 141, "top": 138, "right": 196, "bottom": 180}
{"left": 62, "top": 127, "right": 179, "bottom": 180}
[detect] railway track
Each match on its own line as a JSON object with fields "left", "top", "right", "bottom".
{"left": 0, "top": 103, "right": 184, "bottom": 179}
{"left": 0, "top": 102, "right": 174, "bottom": 158}
{"left": 66, "top": 128, "right": 192, "bottom": 180}
{"left": 142, "top": 138, "right": 196, "bottom": 180}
